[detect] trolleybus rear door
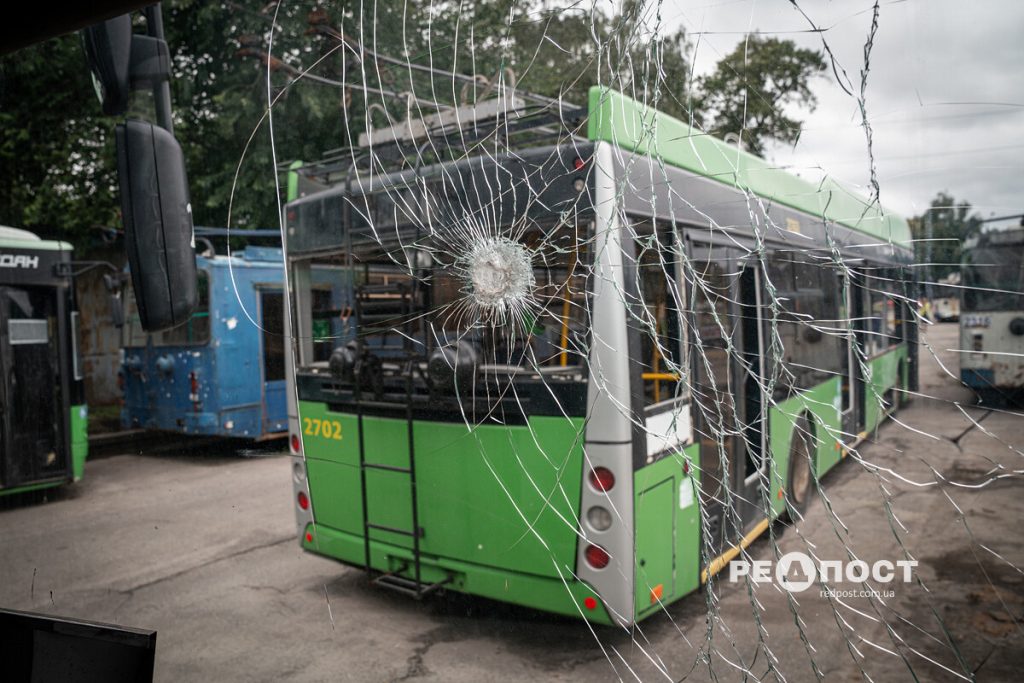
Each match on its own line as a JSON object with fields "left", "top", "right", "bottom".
{"left": 258, "top": 288, "right": 287, "bottom": 435}
{"left": 852, "top": 270, "right": 868, "bottom": 434}
{"left": 690, "top": 246, "right": 767, "bottom": 555}
{"left": 840, "top": 273, "right": 866, "bottom": 436}
{"left": 0, "top": 287, "right": 66, "bottom": 488}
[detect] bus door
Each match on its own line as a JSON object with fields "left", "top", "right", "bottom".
{"left": 850, "top": 270, "right": 869, "bottom": 434}
{"left": 690, "top": 246, "right": 768, "bottom": 556}
{"left": 839, "top": 273, "right": 863, "bottom": 436}
{"left": 258, "top": 288, "right": 287, "bottom": 435}
{"left": 0, "top": 287, "right": 66, "bottom": 488}
{"left": 734, "top": 256, "right": 769, "bottom": 531}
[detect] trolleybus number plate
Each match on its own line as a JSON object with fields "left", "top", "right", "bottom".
{"left": 303, "top": 418, "right": 343, "bottom": 440}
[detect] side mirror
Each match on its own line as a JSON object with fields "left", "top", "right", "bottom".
{"left": 116, "top": 119, "right": 197, "bottom": 332}
{"left": 81, "top": 14, "right": 133, "bottom": 116}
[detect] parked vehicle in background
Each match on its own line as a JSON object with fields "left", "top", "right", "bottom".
{"left": 0, "top": 226, "right": 88, "bottom": 496}
{"left": 960, "top": 228, "right": 1024, "bottom": 403}
{"left": 932, "top": 272, "right": 961, "bottom": 322}
{"left": 120, "top": 245, "right": 287, "bottom": 440}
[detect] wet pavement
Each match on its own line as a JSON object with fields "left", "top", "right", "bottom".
{"left": 0, "top": 323, "right": 1021, "bottom": 682}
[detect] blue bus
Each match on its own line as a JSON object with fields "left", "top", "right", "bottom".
{"left": 120, "top": 245, "right": 287, "bottom": 440}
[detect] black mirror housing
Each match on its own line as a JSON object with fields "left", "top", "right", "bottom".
{"left": 116, "top": 119, "right": 197, "bottom": 332}
{"left": 82, "top": 14, "right": 133, "bottom": 116}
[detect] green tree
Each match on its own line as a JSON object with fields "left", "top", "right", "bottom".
{"left": 0, "top": 35, "right": 120, "bottom": 243}
{"left": 0, "top": 2, "right": 827, "bottom": 242}
{"left": 909, "top": 192, "right": 982, "bottom": 280}
{"left": 693, "top": 35, "right": 827, "bottom": 156}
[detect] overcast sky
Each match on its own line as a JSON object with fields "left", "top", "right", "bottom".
{"left": 663, "top": 0, "right": 1024, "bottom": 224}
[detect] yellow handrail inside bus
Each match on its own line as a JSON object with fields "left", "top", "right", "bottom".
{"left": 641, "top": 372, "right": 679, "bottom": 381}
{"left": 559, "top": 251, "right": 577, "bottom": 366}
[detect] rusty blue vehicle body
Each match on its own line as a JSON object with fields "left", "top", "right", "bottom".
{"left": 120, "top": 246, "right": 287, "bottom": 439}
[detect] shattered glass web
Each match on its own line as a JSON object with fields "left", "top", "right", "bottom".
{"left": 219, "top": 1, "right": 1024, "bottom": 680}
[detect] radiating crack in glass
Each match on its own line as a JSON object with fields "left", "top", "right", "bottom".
{"left": 213, "top": 1, "right": 1024, "bottom": 680}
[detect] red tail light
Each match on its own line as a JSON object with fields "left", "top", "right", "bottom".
{"left": 189, "top": 371, "right": 198, "bottom": 394}
{"left": 573, "top": 157, "right": 586, "bottom": 171}
{"left": 585, "top": 544, "right": 610, "bottom": 569}
{"left": 583, "top": 596, "right": 598, "bottom": 610}
{"left": 297, "top": 491, "right": 309, "bottom": 510}
{"left": 589, "top": 467, "right": 615, "bottom": 492}
{"left": 290, "top": 433, "right": 301, "bottom": 454}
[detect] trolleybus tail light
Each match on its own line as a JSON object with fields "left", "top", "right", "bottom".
{"left": 589, "top": 467, "right": 615, "bottom": 492}
{"left": 583, "top": 596, "right": 598, "bottom": 611}
{"left": 584, "top": 543, "right": 611, "bottom": 569}
{"left": 189, "top": 371, "right": 201, "bottom": 411}
{"left": 290, "top": 433, "right": 301, "bottom": 455}
{"left": 297, "top": 490, "right": 309, "bottom": 511}
{"left": 573, "top": 157, "right": 586, "bottom": 171}
{"left": 304, "top": 525, "right": 314, "bottom": 543}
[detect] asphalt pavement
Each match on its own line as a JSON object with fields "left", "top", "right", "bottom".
{"left": 1, "top": 322, "right": 1022, "bottom": 682}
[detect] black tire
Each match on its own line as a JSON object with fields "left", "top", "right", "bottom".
{"left": 786, "top": 416, "right": 815, "bottom": 521}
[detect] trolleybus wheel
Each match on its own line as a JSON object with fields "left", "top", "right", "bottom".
{"left": 786, "top": 416, "right": 815, "bottom": 519}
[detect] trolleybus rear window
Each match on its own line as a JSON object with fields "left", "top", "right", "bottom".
{"left": 123, "top": 271, "right": 211, "bottom": 347}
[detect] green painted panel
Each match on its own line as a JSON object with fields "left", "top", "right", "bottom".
{"left": 286, "top": 160, "right": 303, "bottom": 203}
{"left": 634, "top": 477, "right": 675, "bottom": 615}
{"left": 297, "top": 402, "right": 359, "bottom": 465}
{"left": 365, "top": 468, "right": 415, "bottom": 547}
{"left": 302, "top": 523, "right": 614, "bottom": 625}
{"left": 0, "top": 480, "right": 64, "bottom": 497}
{"left": 865, "top": 346, "right": 908, "bottom": 432}
{"left": 633, "top": 442, "right": 701, "bottom": 619}
{"left": 586, "top": 87, "right": 912, "bottom": 248}
{"left": 70, "top": 404, "right": 88, "bottom": 481}
{"left": 299, "top": 400, "right": 587, "bottom": 579}
{"left": 305, "top": 458, "right": 364, "bottom": 538}
{"left": 413, "top": 417, "right": 585, "bottom": 578}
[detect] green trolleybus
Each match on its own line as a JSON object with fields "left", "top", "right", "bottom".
{"left": 0, "top": 226, "right": 88, "bottom": 498}
{"left": 283, "top": 88, "right": 916, "bottom": 627}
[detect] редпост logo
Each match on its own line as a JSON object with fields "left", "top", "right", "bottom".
{"left": 729, "top": 551, "right": 917, "bottom": 593}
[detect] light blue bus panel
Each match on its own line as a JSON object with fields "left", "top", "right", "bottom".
{"left": 120, "top": 246, "right": 287, "bottom": 439}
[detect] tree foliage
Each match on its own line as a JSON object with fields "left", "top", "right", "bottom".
{"left": 694, "top": 35, "right": 827, "bottom": 156}
{"left": 1, "top": 1, "right": 827, "bottom": 243}
{"left": 909, "top": 192, "right": 982, "bottom": 280}
{"left": 0, "top": 36, "right": 120, "bottom": 243}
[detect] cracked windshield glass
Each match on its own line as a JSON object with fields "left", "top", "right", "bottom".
{"left": 1, "top": 0, "right": 1023, "bottom": 681}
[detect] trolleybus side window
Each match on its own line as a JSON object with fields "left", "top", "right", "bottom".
{"left": 962, "top": 244, "right": 1024, "bottom": 311}
{"left": 863, "top": 267, "right": 900, "bottom": 356}
{"left": 631, "top": 219, "right": 687, "bottom": 407}
{"left": 765, "top": 252, "right": 844, "bottom": 395}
